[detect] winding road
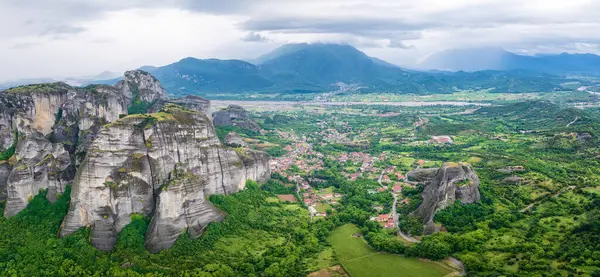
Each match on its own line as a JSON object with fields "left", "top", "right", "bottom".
{"left": 377, "top": 171, "right": 418, "bottom": 243}
{"left": 378, "top": 170, "right": 465, "bottom": 275}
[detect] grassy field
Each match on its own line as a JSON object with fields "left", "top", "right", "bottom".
{"left": 316, "top": 203, "right": 332, "bottom": 213}
{"left": 328, "top": 224, "right": 454, "bottom": 277}
{"left": 316, "top": 187, "right": 334, "bottom": 195}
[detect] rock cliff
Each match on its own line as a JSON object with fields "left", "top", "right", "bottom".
{"left": 224, "top": 132, "right": 247, "bottom": 147}
{"left": 0, "top": 70, "right": 175, "bottom": 217}
{"left": 116, "top": 70, "right": 169, "bottom": 113}
{"left": 0, "top": 161, "right": 10, "bottom": 201}
{"left": 4, "top": 132, "right": 73, "bottom": 217}
{"left": 212, "top": 105, "right": 261, "bottom": 132}
{"left": 59, "top": 104, "right": 270, "bottom": 252}
{"left": 408, "top": 163, "right": 480, "bottom": 234}
{"left": 0, "top": 70, "right": 270, "bottom": 252}
{"left": 116, "top": 70, "right": 168, "bottom": 104}
{"left": 168, "top": 95, "right": 210, "bottom": 114}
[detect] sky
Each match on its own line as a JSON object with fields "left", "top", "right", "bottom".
{"left": 1, "top": 0, "right": 600, "bottom": 82}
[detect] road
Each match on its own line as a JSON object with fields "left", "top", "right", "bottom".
{"left": 377, "top": 171, "right": 418, "bottom": 243}
{"left": 446, "top": 257, "right": 466, "bottom": 276}
{"left": 377, "top": 170, "right": 464, "bottom": 275}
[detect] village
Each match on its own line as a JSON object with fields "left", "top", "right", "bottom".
{"left": 267, "top": 124, "right": 421, "bottom": 226}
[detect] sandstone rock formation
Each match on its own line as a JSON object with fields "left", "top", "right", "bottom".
{"left": 4, "top": 132, "right": 74, "bottom": 216}
{"left": 212, "top": 105, "right": 261, "bottom": 132}
{"left": 0, "top": 161, "right": 10, "bottom": 201}
{"left": 168, "top": 95, "right": 210, "bottom": 114}
{"left": 0, "top": 70, "right": 173, "bottom": 217}
{"left": 59, "top": 104, "right": 270, "bottom": 252}
{"left": 145, "top": 172, "right": 224, "bottom": 253}
{"left": 1, "top": 70, "right": 270, "bottom": 253}
{"left": 116, "top": 70, "right": 168, "bottom": 104}
{"left": 408, "top": 163, "right": 480, "bottom": 234}
{"left": 224, "top": 132, "right": 247, "bottom": 147}
{"left": 0, "top": 82, "right": 70, "bottom": 151}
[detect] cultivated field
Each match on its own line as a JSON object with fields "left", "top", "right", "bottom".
{"left": 329, "top": 224, "right": 454, "bottom": 277}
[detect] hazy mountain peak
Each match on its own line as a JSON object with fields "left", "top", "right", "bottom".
{"left": 421, "top": 47, "right": 600, "bottom": 74}
{"left": 420, "top": 47, "right": 515, "bottom": 71}
{"left": 256, "top": 43, "right": 368, "bottom": 65}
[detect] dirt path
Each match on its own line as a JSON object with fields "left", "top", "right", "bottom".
{"left": 566, "top": 117, "right": 580, "bottom": 127}
{"left": 520, "top": 185, "right": 576, "bottom": 213}
{"left": 446, "top": 257, "right": 466, "bottom": 276}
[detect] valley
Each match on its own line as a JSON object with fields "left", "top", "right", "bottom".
{"left": 4, "top": 1, "right": 600, "bottom": 276}
{"left": 1, "top": 44, "right": 600, "bottom": 277}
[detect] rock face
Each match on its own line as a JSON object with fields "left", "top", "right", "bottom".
{"left": 0, "top": 83, "right": 70, "bottom": 151}
{"left": 0, "top": 161, "right": 10, "bottom": 201}
{"left": 409, "top": 163, "right": 480, "bottom": 234}
{"left": 1, "top": 70, "right": 269, "bottom": 252}
{"left": 116, "top": 70, "right": 168, "bottom": 104}
{"left": 59, "top": 104, "right": 270, "bottom": 252}
{"left": 224, "top": 132, "right": 247, "bottom": 147}
{"left": 168, "top": 95, "right": 210, "bottom": 114}
{"left": 0, "top": 70, "right": 167, "bottom": 217}
{"left": 50, "top": 84, "right": 130, "bottom": 163}
{"left": 4, "top": 132, "right": 73, "bottom": 217}
{"left": 145, "top": 172, "right": 224, "bottom": 253}
{"left": 212, "top": 105, "right": 261, "bottom": 132}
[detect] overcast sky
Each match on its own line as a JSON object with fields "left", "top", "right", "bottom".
{"left": 1, "top": 0, "right": 600, "bottom": 81}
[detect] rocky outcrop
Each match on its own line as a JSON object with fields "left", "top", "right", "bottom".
{"left": 145, "top": 172, "right": 224, "bottom": 253}
{"left": 0, "top": 70, "right": 166, "bottom": 217}
{"left": 4, "top": 132, "right": 73, "bottom": 217}
{"left": 116, "top": 70, "right": 168, "bottom": 103}
{"left": 0, "top": 83, "right": 70, "bottom": 151}
{"left": 115, "top": 70, "right": 168, "bottom": 113}
{"left": 212, "top": 105, "right": 261, "bottom": 132}
{"left": 0, "top": 161, "right": 10, "bottom": 201}
{"left": 577, "top": 132, "right": 592, "bottom": 142}
{"left": 51, "top": 84, "right": 129, "bottom": 163}
{"left": 168, "top": 95, "right": 210, "bottom": 114}
{"left": 224, "top": 132, "right": 247, "bottom": 147}
{"left": 59, "top": 104, "right": 270, "bottom": 252}
{"left": 409, "top": 163, "right": 480, "bottom": 234}
{"left": 1, "top": 70, "right": 269, "bottom": 252}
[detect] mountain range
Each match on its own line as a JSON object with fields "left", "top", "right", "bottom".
{"left": 7, "top": 43, "right": 600, "bottom": 96}
{"left": 100, "top": 43, "right": 587, "bottom": 96}
{"left": 0, "top": 71, "right": 121, "bottom": 91}
{"left": 420, "top": 47, "right": 600, "bottom": 75}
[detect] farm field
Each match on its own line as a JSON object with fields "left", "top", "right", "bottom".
{"left": 328, "top": 224, "right": 455, "bottom": 277}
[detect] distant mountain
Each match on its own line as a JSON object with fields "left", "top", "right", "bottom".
{"left": 150, "top": 57, "right": 273, "bottom": 94}
{"left": 90, "top": 71, "right": 121, "bottom": 80}
{"left": 0, "top": 71, "right": 121, "bottom": 90}
{"left": 0, "top": 78, "right": 57, "bottom": 91}
{"left": 420, "top": 47, "right": 600, "bottom": 75}
{"left": 81, "top": 43, "right": 581, "bottom": 96}
{"left": 257, "top": 43, "right": 400, "bottom": 87}
{"left": 138, "top": 66, "right": 158, "bottom": 73}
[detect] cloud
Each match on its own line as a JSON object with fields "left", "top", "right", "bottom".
{"left": 388, "top": 40, "right": 414, "bottom": 49}
{"left": 39, "top": 24, "right": 86, "bottom": 36}
{"left": 241, "top": 32, "right": 268, "bottom": 42}
{"left": 9, "top": 42, "right": 42, "bottom": 50}
{"left": 2, "top": 0, "right": 600, "bottom": 80}
{"left": 240, "top": 16, "right": 432, "bottom": 38}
